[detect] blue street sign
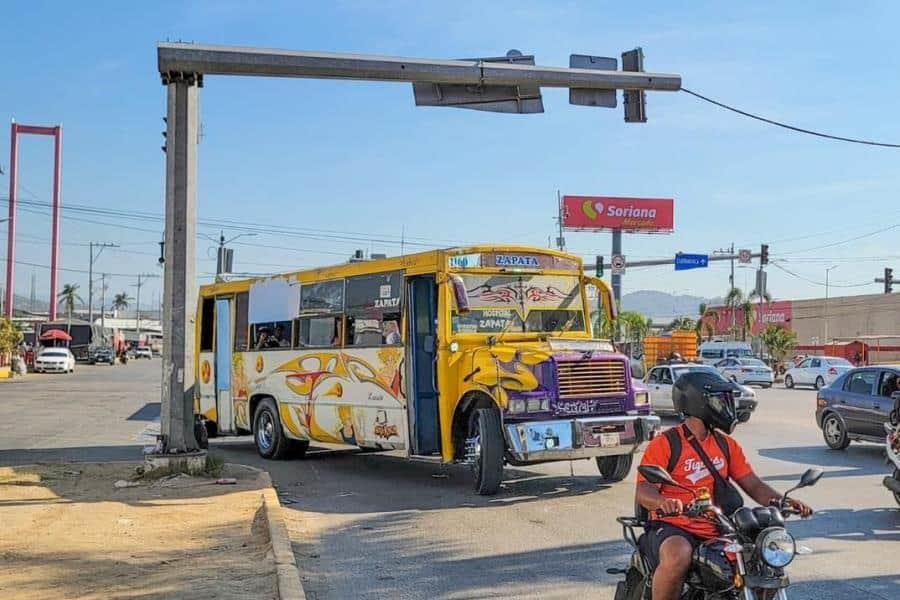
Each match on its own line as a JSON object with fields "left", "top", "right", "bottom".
{"left": 674, "top": 253, "right": 709, "bottom": 271}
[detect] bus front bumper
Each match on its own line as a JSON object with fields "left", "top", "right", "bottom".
{"left": 503, "top": 415, "right": 660, "bottom": 463}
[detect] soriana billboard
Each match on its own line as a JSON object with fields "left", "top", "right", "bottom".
{"left": 562, "top": 195, "right": 675, "bottom": 232}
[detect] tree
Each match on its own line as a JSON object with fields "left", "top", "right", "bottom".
{"left": 113, "top": 292, "right": 131, "bottom": 312}
{"left": 695, "top": 304, "right": 719, "bottom": 344}
{"left": 619, "top": 310, "right": 652, "bottom": 343}
{"left": 0, "top": 317, "right": 24, "bottom": 363}
{"left": 759, "top": 325, "right": 797, "bottom": 373}
{"left": 57, "top": 283, "right": 83, "bottom": 328}
{"left": 668, "top": 316, "right": 696, "bottom": 332}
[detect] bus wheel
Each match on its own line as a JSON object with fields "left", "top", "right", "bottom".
{"left": 194, "top": 419, "right": 209, "bottom": 450}
{"left": 253, "top": 398, "right": 293, "bottom": 459}
{"left": 596, "top": 454, "right": 633, "bottom": 482}
{"left": 467, "top": 408, "right": 504, "bottom": 496}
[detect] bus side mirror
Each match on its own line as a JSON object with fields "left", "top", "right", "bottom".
{"left": 449, "top": 274, "right": 470, "bottom": 314}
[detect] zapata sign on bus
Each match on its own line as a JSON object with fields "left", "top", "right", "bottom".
{"left": 562, "top": 195, "right": 675, "bottom": 232}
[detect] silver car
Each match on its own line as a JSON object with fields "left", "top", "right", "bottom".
{"left": 645, "top": 363, "right": 757, "bottom": 419}
{"left": 785, "top": 356, "right": 853, "bottom": 390}
{"left": 715, "top": 357, "right": 774, "bottom": 388}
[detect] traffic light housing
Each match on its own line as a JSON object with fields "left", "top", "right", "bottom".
{"left": 760, "top": 244, "right": 769, "bottom": 265}
{"left": 621, "top": 48, "right": 647, "bottom": 123}
{"left": 885, "top": 267, "right": 893, "bottom": 294}
{"left": 596, "top": 255, "right": 604, "bottom": 278}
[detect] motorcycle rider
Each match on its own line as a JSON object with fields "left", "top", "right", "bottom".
{"left": 636, "top": 372, "right": 813, "bottom": 600}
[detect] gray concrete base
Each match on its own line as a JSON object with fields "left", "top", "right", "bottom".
{"left": 143, "top": 450, "right": 208, "bottom": 474}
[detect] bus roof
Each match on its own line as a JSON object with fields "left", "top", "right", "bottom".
{"left": 199, "top": 244, "right": 584, "bottom": 297}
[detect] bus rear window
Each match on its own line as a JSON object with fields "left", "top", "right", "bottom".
{"left": 200, "top": 298, "right": 215, "bottom": 352}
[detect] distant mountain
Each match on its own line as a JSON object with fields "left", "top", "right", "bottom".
{"left": 621, "top": 290, "right": 723, "bottom": 323}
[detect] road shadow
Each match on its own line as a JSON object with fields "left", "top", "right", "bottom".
{"left": 788, "top": 506, "right": 900, "bottom": 543}
{"left": 0, "top": 445, "right": 147, "bottom": 466}
{"left": 217, "top": 439, "right": 616, "bottom": 513}
{"left": 127, "top": 402, "right": 161, "bottom": 421}
{"left": 292, "top": 509, "right": 633, "bottom": 600}
{"left": 758, "top": 445, "right": 886, "bottom": 480}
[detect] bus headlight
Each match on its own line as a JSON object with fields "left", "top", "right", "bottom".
{"left": 758, "top": 528, "right": 796, "bottom": 568}
{"left": 634, "top": 392, "right": 650, "bottom": 407}
{"left": 508, "top": 399, "right": 526, "bottom": 414}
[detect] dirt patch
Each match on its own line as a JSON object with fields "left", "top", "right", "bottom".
{"left": 0, "top": 462, "right": 277, "bottom": 599}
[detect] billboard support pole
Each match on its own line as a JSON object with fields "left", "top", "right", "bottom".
{"left": 611, "top": 229, "right": 622, "bottom": 342}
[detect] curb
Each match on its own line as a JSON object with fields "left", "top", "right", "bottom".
{"left": 258, "top": 471, "right": 307, "bottom": 600}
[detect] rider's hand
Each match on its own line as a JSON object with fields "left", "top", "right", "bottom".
{"left": 657, "top": 498, "right": 684, "bottom": 516}
{"left": 788, "top": 499, "right": 814, "bottom": 518}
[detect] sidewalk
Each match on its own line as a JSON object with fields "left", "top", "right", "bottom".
{"left": 0, "top": 461, "right": 283, "bottom": 599}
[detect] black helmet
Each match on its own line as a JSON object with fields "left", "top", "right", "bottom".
{"left": 673, "top": 371, "right": 738, "bottom": 433}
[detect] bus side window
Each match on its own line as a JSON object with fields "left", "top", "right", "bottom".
{"left": 234, "top": 292, "right": 249, "bottom": 352}
{"left": 200, "top": 298, "right": 215, "bottom": 352}
{"left": 296, "top": 316, "right": 340, "bottom": 347}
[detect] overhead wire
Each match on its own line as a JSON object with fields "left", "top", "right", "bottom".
{"left": 681, "top": 88, "right": 900, "bottom": 148}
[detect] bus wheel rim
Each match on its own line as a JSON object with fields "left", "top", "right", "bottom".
{"left": 257, "top": 411, "right": 275, "bottom": 451}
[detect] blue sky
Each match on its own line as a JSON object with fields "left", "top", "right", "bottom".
{"left": 2, "top": 1, "right": 900, "bottom": 313}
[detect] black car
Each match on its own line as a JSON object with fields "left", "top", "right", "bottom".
{"left": 815, "top": 365, "right": 899, "bottom": 449}
{"left": 90, "top": 348, "right": 115, "bottom": 365}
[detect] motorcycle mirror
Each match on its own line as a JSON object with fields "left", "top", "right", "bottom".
{"left": 797, "top": 468, "right": 824, "bottom": 489}
{"left": 638, "top": 465, "right": 680, "bottom": 488}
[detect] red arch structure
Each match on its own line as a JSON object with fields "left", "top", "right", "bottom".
{"left": 4, "top": 121, "right": 62, "bottom": 320}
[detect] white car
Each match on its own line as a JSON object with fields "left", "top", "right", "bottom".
{"left": 645, "top": 363, "right": 757, "bottom": 418}
{"left": 714, "top": 357, "right": 774, "bottom": 388}
{"left": 135, "top": 347, "right": 153, "bottom": 359}
{"left": 784, "top": 356, "right": 853, "bottom": 390}
{"left": 34, "top": 348, "right": 76, "bottom": 373}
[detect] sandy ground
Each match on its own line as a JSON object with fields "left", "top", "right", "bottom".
{"left": 0, "top": 462, "right": 277, "bottom": 600}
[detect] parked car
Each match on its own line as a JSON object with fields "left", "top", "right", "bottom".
{"left": 90, "top": 347, "right": 115, "bottom": 365}
{"left": 134, "top": 347, "right": 153, "bottom": 359}
{"left": 34, "top": 348, "right": 76, "bottom": 374}
{"left": 698, "top": 341, "right": 753, "bottom": 365}
{"left": 714, "top": 357, "right": 774, "bottom": 387}
{"left": 645, "top": 362, "right": 758, "bottom": 421}
{"left": 816, "top": 365, "right": 900, "bottom": 449}
{"left": 785, "top": 356, "right": 853, "bottom": 390}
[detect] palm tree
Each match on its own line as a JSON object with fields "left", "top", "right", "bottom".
{"left": 723, "top": 288, "right": 744, "bottom": 339}
{"left": 113, "top": 292, "right": 131, "bottom": 313}
{"left": 57, "top": 283, "right": 83, "bottom": 330}
{"left": 668, "top": 316, "right": 696, "bottom": 331}
{"left": 759, "top": 324, "right": 797, "bottom": 377}
{"left": 695, "top": 303, "right": 719, "bottom": 344}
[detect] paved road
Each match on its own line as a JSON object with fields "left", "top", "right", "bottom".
{"left": 2, "top": 361, "right": 898, "bottom": 598}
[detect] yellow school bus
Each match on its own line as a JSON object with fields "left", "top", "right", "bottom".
{"left": 195, "top": 245, "right": 659, "bottom": 494}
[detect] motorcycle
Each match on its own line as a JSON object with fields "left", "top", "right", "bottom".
{"left": 883, "top": 394, "right": 900, "bottom": 506}
{"left": 611, "top": 465, "right": 823, "bottom": 600}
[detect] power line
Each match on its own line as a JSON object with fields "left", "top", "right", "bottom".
{"left": 681, "top": 88, "right": 900, "bottom": 148}
{"left": 776, "top": 223, "right": 900, "bottom": 255}
{"left": 770, "top": 262, "right": 874, "bottom": 288}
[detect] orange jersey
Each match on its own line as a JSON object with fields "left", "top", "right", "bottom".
{"left": 638, "top": 426, "right": 754, "bottom": 539}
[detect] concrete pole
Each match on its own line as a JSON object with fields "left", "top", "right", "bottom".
{"left": 611, "top": 229, "right": 622, "bottom": 342}
{"left": 135, "top": 274, "right": 142, "bottom": 343}
{"left": 100, "top": 273, "right": 107, "bottom": 343}
{"left": 88, "top": 242, "right": 94, "bottom": 325}
{"left": 161, "top": 75, "right": 200, "bottom": 453}
{"left": 4, "top": 123, "right": 18, "bottom": 318}
{"left": 49, "top": 126, "right": 62, "bottom": 321}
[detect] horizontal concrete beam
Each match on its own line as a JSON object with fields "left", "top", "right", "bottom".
{"left": 158, "top": 43, "right": 681, "bottom": 91}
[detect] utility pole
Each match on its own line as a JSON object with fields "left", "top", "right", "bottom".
{"left": 132, "top": 273, "right": 159, "bottom": 345}
{"left": 556, "top": 190, "right": 565, "bottom": 251}
{"left": 714, "top": 243, "right": 736, "bottom": 330}
{"left": 100, "top": 273, "right": 108, "bottom": 344}
{"left": 88, "top": 242, "right": 118, "bottom": 326}
{"left": 29, "top": 271, "right": 35, "bottom": 313}
{"left": 824, "top": 265, "right": 838, "bottom": 344}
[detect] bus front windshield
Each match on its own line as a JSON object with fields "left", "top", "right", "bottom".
{"left": 451, "top": 273, "right": 585, "bottom": 335}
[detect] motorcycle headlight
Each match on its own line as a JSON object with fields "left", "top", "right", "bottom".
{"left": 758, "top": 528, "right": 796, "bottom": 568}
{"left": 634, "top": 392, "right": 650, "bottom": 406}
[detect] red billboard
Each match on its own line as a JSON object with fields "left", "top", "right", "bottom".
{"left": 562, "top": 195, "right": 675, "bottom": 232}
{"left": 709, "top": 300, "right": 793, "bottom": 337}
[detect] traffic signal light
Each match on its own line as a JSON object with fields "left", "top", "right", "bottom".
{"left": 621, "top": 48, "right": 647, "bottom": 123}
{"left": 596, "top": 255, "right": 604, "bottom": 277}
{"left": 760, "top": 244, "right": 769, "bottom": 265}
{"left": 885, "top": 267, "right": 893, "bottom": 294}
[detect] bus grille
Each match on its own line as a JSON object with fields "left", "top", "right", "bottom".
{"left": 556, "top": 360, "right": 627, "bottom": 399}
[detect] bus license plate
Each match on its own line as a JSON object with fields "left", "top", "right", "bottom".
{"left": 600, "top": 433, "right": 620, "bottom": 448}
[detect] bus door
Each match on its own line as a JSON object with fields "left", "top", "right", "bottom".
{"left": 408, "top": 276, "right": 440, "bottom": 455}
{"left": 215, "top": 297, "right": 235, "bottom": 434}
